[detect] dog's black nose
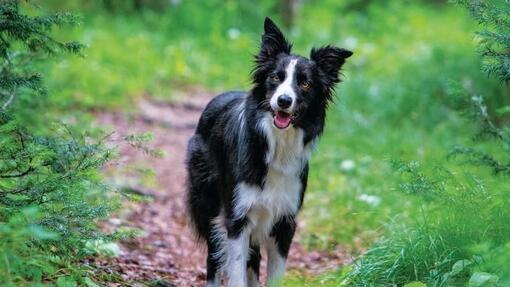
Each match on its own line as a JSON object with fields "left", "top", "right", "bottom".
{"left": 277, "top": 95, "right": 292, "bottom": 109}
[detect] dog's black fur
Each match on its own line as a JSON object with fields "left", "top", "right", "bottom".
{"left": 186, "top": 17, "right": 352, "bottom": 286}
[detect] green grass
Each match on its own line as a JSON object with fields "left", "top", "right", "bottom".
{"left": 284, "top": 269, "right": 347, "bottom": 287}
{"left": 44, "top": 1, "right": 263, "bottom": 109}
{"left": 33, "top": 0, "right": 510, "bottom": 286}
{"left": 341, "top": 156, "right": 510, "bottom": 286}
{"left": 297, "top": 3, "right": 510, "bottom": 282}
{"left": 299, "top": 1, "right": 498, "bottom": 251}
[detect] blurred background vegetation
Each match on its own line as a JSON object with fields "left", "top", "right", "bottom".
{"left": 1, "top": 0, "right": 509, "bottom": 286}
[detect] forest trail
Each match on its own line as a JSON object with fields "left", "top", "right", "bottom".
{"left": 95, "top": 88, "right": 350, "bottom": 286}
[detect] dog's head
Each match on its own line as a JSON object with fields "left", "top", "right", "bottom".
{"left": 252, "top": 17, "right": 353, "bottom": 130}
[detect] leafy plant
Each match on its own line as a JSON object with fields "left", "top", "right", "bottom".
{"left": 454, "top": 0, "right": 510, "bottom": 82}
{"left": 0, "top": 1, "right": 119, "bottom": 285}
{"left": 342, "top": 1, "right": 510, "bottom": 286}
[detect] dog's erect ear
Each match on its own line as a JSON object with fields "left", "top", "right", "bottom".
{"left": 259, "top": 17, "right": 292, "bottom": 59}
{"left": 310, "top": 45, "right": 353, "bottom": 84}
{"left": 252, "top": 18, "right": 293, "bottom": 84}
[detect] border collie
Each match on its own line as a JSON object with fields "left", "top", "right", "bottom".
{"left": 186, "top": 17, "right": 352, "bottom": 287}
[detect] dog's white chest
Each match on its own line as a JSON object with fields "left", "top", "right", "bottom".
{"left": 251, "top": 166, "right": 302, "bottom": 215}
{"left": 261, "top": 126, "right": 308, "bottom": 215}
{"left": 244, "top": 123, "right": 313, "bottom": 243}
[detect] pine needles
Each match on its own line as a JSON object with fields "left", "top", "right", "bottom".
{"left": 0, "top": 1, "right": 119, "bottom": 285}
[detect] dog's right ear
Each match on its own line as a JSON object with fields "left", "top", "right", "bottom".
{"left": 259, "top": 17, "right": 292, "bottom": 59}
{"left": 252, "top": 18, "right": 292, "bottom": 84}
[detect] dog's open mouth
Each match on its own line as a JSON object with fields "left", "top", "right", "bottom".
{"left": 273, "top": 111, "right": 292, "bottom": 129}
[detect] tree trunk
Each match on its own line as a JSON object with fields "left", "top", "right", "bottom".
{"left": 103, "top": 0, "right": 114, "bottom": 12}
{"left": 133, "top": 0, "right": 143, "bottom": 10}
{"left": 281, "top": 0, "right": 296, "bottom": 29}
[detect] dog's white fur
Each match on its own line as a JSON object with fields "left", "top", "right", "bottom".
{"left": 270, "top": 59, "right": 298, "bottom": 113}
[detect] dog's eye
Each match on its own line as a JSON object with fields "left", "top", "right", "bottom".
{"left": 270, "top": 74, "right": 280, "bottom": 82}
{"left": 300, "top": 81, "right": 311, "bottom": 90}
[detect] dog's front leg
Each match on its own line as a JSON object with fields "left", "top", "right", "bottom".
{"left": 225, "top": 218, "right": 250, "bottom": 287}
{"left": 247, "top": 243, "right": 261, "bottom": 287}
{"left": 266, "top": 237, "right": 287, "bottom": 287}
{"left": 266, "top": 217, "right": 296, "bottom": 287}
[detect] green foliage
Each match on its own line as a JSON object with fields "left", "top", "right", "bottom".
{"left": 454, "top": 0, "right": 510, "bottom": 82}
{"left": 0, "top": 1, "right": 83, "bottom": 57}
{"left": 448, "top": 95, "right": 510, "bottom": 175}
{"left": 0, "top": 120, "right": 116, "bottom": 249}
{"left": 284, "top": 270, "right": 346, "bottom": 287}
{"left": 0, "top": 1, "right": 83, "bottom": 109}
{"left": 0, "top": 1, "right": 119, "bottom": 285}
{"left": 344, "top": 155, "right": 510, "bottom": 286}
{"left": 297, "top": 0, "right": 492, "bottom": 251}
{"left": 2, "top": 0, "right": 506, "bottom": 285}
{"left": 42, "top": 0, "right": 265, "bottom": 108}
{"left": 341, "top": 1, "right": 510, "bottom": 285}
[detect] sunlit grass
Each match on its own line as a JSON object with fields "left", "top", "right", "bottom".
{"left": 298, "top": 1, "right": 497, "bottom": 251}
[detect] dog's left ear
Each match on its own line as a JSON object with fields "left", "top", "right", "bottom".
{"left": 310, "top": 45, "right": 353, "bottom": 84}
{"left": 259, "top": 17, "right": 292, "bottom": 59}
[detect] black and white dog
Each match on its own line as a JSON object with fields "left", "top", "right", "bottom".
{"left": 186, "top": 17, "right": 352, "bottom": 287}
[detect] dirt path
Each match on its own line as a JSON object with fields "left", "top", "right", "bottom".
{"left": 94, "top": 89, "right": 350, "bottom": 286}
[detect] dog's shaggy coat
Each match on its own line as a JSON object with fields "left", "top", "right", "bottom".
{"left": 186, "top": 17, "right": 352, "bottom": 287}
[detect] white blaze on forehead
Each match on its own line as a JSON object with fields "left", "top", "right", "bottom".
{"left": 270, "top": 59, "right": 298, "bottom": 111}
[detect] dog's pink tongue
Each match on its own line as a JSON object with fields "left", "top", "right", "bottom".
{"left": 274, "top": 111, "right": 291, "bottom": 129}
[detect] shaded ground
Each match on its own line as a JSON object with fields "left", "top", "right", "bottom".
{"left": 94, "top": 88, "right": 350, "bottom": 286}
